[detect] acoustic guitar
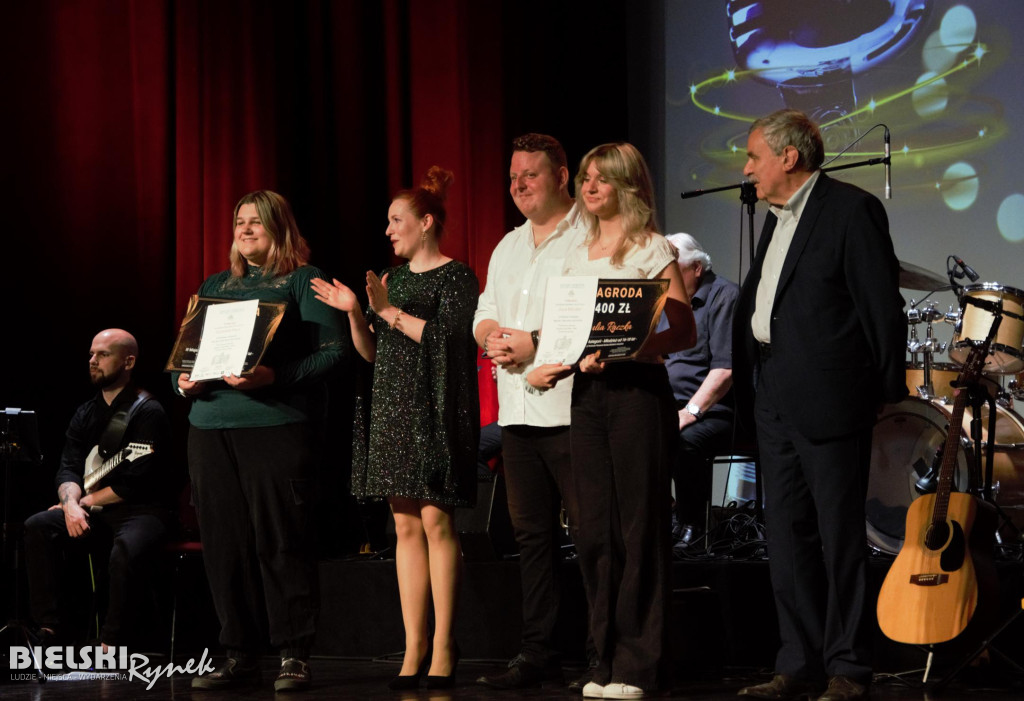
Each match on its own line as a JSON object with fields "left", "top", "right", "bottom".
{"left": 82, "top": 441, "right": 154, "bottom": 493}
{"left": 875, "top": 315, "right": 1000, "bottom": 645}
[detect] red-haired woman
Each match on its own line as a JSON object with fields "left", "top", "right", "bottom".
{"left": 312, "top": 166, "right": 479, "bottom": 690}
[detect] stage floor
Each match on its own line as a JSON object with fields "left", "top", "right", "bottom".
{"left": 3, "top": 656, "right": 1023, "bottom": 699}
{"left": 4, "top": 505, "right": 1024, "bottom": 699}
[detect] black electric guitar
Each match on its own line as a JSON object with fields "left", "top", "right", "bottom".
{"left": 82, "top": 442, "right": 154, "bottom": 493}
{"left": 876, "top": 313, "right": 1000, "bottom": 645}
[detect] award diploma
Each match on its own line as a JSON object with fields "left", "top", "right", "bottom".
{"left": 534, "top": 277, "right": 670, "bottom": 366}
{"left": 164, "top": 296, "right": 287, "bottom": 381}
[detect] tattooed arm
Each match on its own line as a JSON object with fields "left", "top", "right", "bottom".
{"left": 53, "top": 481, "right": 90, "bottom": 538}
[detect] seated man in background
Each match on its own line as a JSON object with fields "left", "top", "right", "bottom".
{"left": 663, "top": 234, "right": 740, "bottom": 552}
{"left": 23, "top": 328, "right": 178, "bottom": 649}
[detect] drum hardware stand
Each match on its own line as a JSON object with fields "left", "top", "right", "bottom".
{"left": 0, "top": 408, "right": 45, "bottom": 682}
{"left": 906, "top": 300, "right": 948, "bottom": 399}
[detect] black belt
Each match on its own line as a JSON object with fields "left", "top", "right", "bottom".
{"left": 758, "top": 342, "right": 772, "bottom": 358}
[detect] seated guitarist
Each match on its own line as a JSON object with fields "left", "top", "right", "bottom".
{"left": 23, "top": 328, "right": 178, "bottom": 650}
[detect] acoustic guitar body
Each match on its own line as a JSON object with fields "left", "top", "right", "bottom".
{"left": 876, "top": 491, "right": 996, "bottom": 645}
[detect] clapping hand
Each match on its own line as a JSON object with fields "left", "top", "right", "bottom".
{"left": 366, "top": 271, "right": 390, "bottom": 315}
{"left": 311, "top": 277, "right": 358, "bottom": 313}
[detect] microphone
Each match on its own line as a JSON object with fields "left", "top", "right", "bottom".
{"left": 884, "top": 126, "right": 891, "bottom": 200}
{"left": 953, "top": 255, "right": 980, "bottom": 282}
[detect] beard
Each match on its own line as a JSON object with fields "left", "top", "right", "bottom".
{"left": 90, "top": 367, "right": 123, "bottom": 389}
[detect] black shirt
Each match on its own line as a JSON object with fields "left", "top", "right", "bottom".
{"left": 55, "top": 384, "right": 175, "bottom": 509}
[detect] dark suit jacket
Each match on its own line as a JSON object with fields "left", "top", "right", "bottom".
{"left": 733, "top": 172, "right": 908, "bottom": 442}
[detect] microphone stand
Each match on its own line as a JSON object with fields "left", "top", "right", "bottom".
{"left": 680, "top": 153, "right": 891, "bottom": 270}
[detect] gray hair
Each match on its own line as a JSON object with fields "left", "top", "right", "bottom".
{"left": 749, "top": 108, "right": 824, "bottom": 172}
{"left": 665, "top": 232, "right": 712, "bottom": 270}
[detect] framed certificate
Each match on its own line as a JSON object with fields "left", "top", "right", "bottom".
{"left": 534, "top": 277, "right": 670, "bottom": 366}
{"left": 164, "top": 295, "right": 286, "bottom": 381}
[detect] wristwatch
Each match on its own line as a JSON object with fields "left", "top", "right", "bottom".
{"left": 684, "top": 402, "right": 703, "bottom": 420}
{"left": 530, "top": 329, "right": 540, "bottom": 349}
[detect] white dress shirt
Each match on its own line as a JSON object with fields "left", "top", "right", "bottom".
{"left": 752, "top": 170, "right": 820, "bottom": 343}
{"left": 474, "top": 204, "right": 588, "bottom": 427}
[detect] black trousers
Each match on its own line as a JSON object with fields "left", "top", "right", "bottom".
{"left": 672, "top": 409, "right": 735, "bottom": 528}
{"left": 188, "top": 423, "right": 318, "bottom": 658}
{"left": 501, "top": 424, "right": 576, "bottom": 666}
{"left": 755, "top": 359, "right": 873, "bottom": 684}
{"left": 23, "top": 504, "right": 171, "bottom": 645}
{"left": 570, "top": 363, "right": 675, "bottom": 690}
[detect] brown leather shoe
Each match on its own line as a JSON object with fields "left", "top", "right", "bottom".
{"left": 817, "top": 675, "right": 867, "bottom": 701}
{"left": 738, "top": 674, "right": 820, "bottom": 699}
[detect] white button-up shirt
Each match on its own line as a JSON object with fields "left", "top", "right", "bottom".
{"left": 473, "top": 204, "right": 588, "bottom": 427}
{"left": 752, "top": 170, "right": 820, "bottom": 343}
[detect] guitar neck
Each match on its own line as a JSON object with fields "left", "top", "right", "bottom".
{"left": 931, "top": 394, "right": 968, "bottom": 524}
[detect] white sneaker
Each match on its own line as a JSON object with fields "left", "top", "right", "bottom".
{"left": 603, "top": 682, "right": 645, "bottom": 699}
{"left": 582, "top": 680, "right": 605, "bottom": 698}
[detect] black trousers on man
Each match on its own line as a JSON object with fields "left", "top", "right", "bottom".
{"left": 501, "top": 424, "right": 577, "bottom": 667}
{"left": 755, "top": 355, "right": 873, "bottom": 684}
{"left": 24, "top": 504, "right": 171, "bottom": 645}
{"left": 672, "top": 409, "right": 735, "bottom": 533}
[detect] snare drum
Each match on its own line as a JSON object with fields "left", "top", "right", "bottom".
{"left": 949, "top": 283, "right": 1024, "bottom": 375}
{"left": 905, "top": 362, "right": 1001, "bottom": 402}
{"left": 866, "top": 397, "right": 1024, "bottom": 554}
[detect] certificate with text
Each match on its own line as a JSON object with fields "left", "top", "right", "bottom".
{"left": 164, "top": 296, "right": 286, "bottom": 381}
{"left": 534, "top": 277, "right": 670, "bottom": 366}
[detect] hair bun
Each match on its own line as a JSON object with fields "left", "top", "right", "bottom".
{"left": 421, "top": 166, "right": 455, "bottom": 200}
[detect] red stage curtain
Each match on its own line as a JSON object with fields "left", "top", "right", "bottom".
{"left": 6, "top": 0, "right": 509, "bottom": 456}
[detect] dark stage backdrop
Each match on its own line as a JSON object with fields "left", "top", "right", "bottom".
{"left": 3, "top": 0, "right": 635, "bottom": 552}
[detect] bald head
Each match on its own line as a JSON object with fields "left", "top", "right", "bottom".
{"left": 95, "top": 328, "right": 139, "bottom": 356}
{"left": 89, "top": 328, "right": 138, "bottom": 391}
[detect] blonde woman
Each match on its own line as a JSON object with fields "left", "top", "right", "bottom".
{"left": 529, "top": 143, "right": 695, "bottom": 699}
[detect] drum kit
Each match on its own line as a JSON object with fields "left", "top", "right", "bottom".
{"left": 865, "top": 258, "right": 1024, "bottom": 556}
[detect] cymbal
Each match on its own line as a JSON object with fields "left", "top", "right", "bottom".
{"left": 898, "top": 260, "right": 947, "bottom": 291}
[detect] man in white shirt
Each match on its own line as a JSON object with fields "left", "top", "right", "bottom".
{"left": 473, "top": 133, "right": 590, "bottom": 690}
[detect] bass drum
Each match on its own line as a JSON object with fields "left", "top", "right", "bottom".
{"left": 866, "top": 397, "right": 1024, "bottom": 554}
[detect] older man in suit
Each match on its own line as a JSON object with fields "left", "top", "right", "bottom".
{"left": 732, "top": 110, "right": 907, "bottom": 701}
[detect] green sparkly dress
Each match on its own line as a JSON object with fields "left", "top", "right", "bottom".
{"left": 353, "top": 260, "right": 480, "bottom": 507}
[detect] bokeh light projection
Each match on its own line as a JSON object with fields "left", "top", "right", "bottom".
{"left": 664, "top": 0, "right": 1023, "bottom": 309}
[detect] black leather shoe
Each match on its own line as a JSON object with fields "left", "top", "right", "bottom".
{"left": 191, "top": 657, "right": 262, "bottom": 690}
{"left": 274, "top": 657, "right": 311, "bottom": 692}
{"left": 476, "top": 657, "right": 563, "bottom": 689}
{"left": 818, "top": 675, "right": 867, "bottom": 701}
{"left": 568, "top": 660, "right": 599, "bottom": 691}
{"left": 738, "top": 674, "right": 820, "bottom": 699}
{"left": 676, "top": 523, "right": 703, "bottom": 547}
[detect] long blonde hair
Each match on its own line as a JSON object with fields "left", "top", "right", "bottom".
{"left": 575, "top": 142, "right": 659, "bottom": 266}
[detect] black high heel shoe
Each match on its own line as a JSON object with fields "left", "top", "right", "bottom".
{"left": 424, "top": 642, "right": 460, "bottom": 689}
{"left": 387, "top": 646, "right": 431, "bottom": 690}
